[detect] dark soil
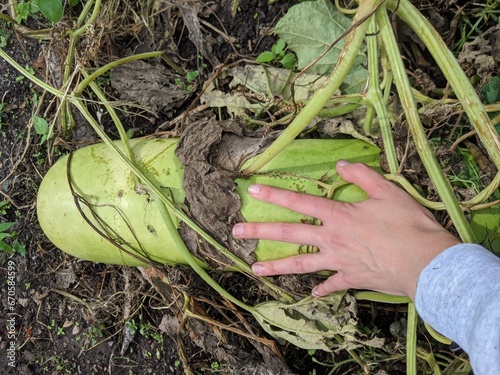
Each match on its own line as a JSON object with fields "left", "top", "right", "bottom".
{"left": 0, "top": 3, "right": 303, "bottom": 374}
{"left": 0, "top": 1, "right": 497, "bottom": 374}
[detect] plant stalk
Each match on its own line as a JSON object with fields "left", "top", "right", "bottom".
{"left": 393, "top": 0, "right": 500, "bottom": 170}
{"left": 376, "top": 6, "right": 476, "bottom": 243}
{"left": 155, "top": 196, "right": 254, "bottom": 312}
{"left": 76, "top": 51, "right": 164, "bottom": 95}
{"left": 61, "top": 0, "right": 103, "bottom": 130}
{"left": 353, "top": 291, "right": 411, "bottom": 304}
{"left": 82, "top": 72, "right": 137, "bottom": 168}
{"left": 70, "top": 99, "right": 295, "bottom": 303}
{"left": 365, "top": 17, "right": 399, "bottom": 173}
{"left": 0, "top": 49, "right": 61, "bottom": 96}
{"left": 0, "top": 48, "right": 296, "bottom": 302}
{"left": 406, "top": 302, "right": 417, "bottom": 375}
{"left": 73, "top": 0, "right": 102, "bottom": 38}
{"left": 242, "top": 0, "right": 381, "bottom": 175}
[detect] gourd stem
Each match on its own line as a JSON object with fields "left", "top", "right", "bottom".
{"left": 155, "top": 196, "right": 255, "bottom": 313}
{"left": 365, "top": 17, "right": 399, "bottom": 173}
{"left": 393, "top": 0, "right": 500, "bottom": 170}
{"left": 242, "top": 0, "right": 381, "bottom": 175}
{"left": 376, "top": 6, "right": 476, "bottom": 243}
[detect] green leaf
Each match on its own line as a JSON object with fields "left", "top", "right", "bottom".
{"left": 34, "top": 0, "right": 63, "bottom": 23}
{"left": 0, "top": 241, "right": 13, "bottom": 253}
{"left": 15, "top": 0, "right": 33, "bottom": 23}
{"left": 33, "top": 115, "right": 49, "bottom": 144}
{"left": 272, "top": 39, "right": 286, "bottom": 56}
{"left": 0, "top": 222, "right": 16, "bottom": 253}
{"left": 12, "top": 239, "right": 26, "bottom": 256}
{"left": 470, "top": 205, "right": 500, "bottom": 255}
{"left": 0, "top": 222, "right": 16, "bottom": 232}
{"left": 69, "top": 0, "right": 79, "bottom": 7}
{"left": 255, "top": 51, "right": 276, "bottom": 64}
{"left": 0, "top": 232, "right": 13, "bottom": 242}
{"left": 481, "top": 76, "right": 500, "bottom": 104}
{"left": 0, "top": 34, "right": 9, "bottom": 48}
{"left": 186, "top": 70, "right": 200, "bottom": 83}
{"left": 279, "top": 53, "right": 296, "bottom": 70}
{"left": 274, "top": 0, "right": 367, "bottom": 93}
{"left": 481, "top": 77, "right": 500, "bottom": 127}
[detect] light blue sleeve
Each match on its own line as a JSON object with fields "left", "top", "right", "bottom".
{"left": 415, "top": 243, "right": 500, "bottom": 374}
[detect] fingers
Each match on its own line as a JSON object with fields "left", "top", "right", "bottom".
{"left": 311, "top": 273, "right": 352, "bottom": 297}
{"left": 252, "top": 262, "right": 355, "bottom": 297}
{"left": 336, "top": 160, "right": 393, "bottom": 199}
{"left": 311, "top": 273, "right": 407, "bottom": 297}
{"left": 233, "top": 222, "right": 322, "bottom": 246}
{"left": 244, "top": 184, "right": 339, "bottom": 222}
{"left": 244, "top": 162, "right": 394, "bottom": 222}
{"left": 251, "top": 253, "right": 331, "bottom": 276}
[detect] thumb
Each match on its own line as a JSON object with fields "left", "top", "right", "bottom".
{"left": 336, "top": 161, "right": 391, "bottom": 199}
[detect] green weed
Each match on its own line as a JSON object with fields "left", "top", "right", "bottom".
{"left": 81, "top": 323, "right": 105, "bottom": 347}
{"left": 125, "top": 319, "right": 138, "bottom": 335}
{"left": 33, "top": 115, "right": 52, "bottom": 144}
{"left": 127, "top": 319, "right": 164, "bottom": 343}
{"left": 0, "top": 221, "right": 26, "bottom": 256}
{"left": 175, "top": 71, "right": 198, "bottom": 92}
{"left": 14, "top": 0, "right": 63, "bottom": 24}
{"left": 0, "top": 23, "right": 11, "bottom": 48}
{"left": 255, "top": 38, "right": 297, "bottom": 70}
{"left": 481, "top": 76, "right": 500, "bottom": 133}
{"left": 454, "top": 0, "right": 500, "bottom": 52}
{"left": 15, "top": 64, "right": 35, "bottom": 82}
{"left": 14, "top": 0, "right": 36, "bottom": 24}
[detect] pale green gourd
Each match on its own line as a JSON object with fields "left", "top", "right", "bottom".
{"left": 37, "top": 138, "right": 379, "bottom": 267}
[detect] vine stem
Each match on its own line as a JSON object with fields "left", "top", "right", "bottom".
{"left": 376, "top": 5, "right": 476, "bottom": 243}
{"left": 73, "top": 0, "right": 102, "bottom": 37}
{"left": 70, "top": 99, "right": 296, "bottom": 303}
{"left": 0, "top": 49, "right": 61, "bottom": 96}
{"left": 406, "top": 303, "right": 418, "bottom": 375}
{"left": 393, "top": 0, "right": 500, "bottom": 170}
{"left": 353, "top": 291, "right": 410, "bottom": 304}
{"left": 375, "top": 6, "right": 474, "bottom": 374}
{"left": 76, "top": 51, "right": 164, "bottom": 95}
{"left": 242, "top": 0, "right": 382, "bottom": 175}
{"left": 0, "top": 47, "right": 296, "bottom": 303}
{"left": 81, "top": 71, "right": 137, "bottom": 172}
{"left": 61, "top": 0, "right": 103, "bottom": 130}
{"left": 155, "top": 196, "right": 255, "bottom": 312}
{"left": 77, "top": 52, "right": 164, "bottom": 167}
{"left": 365, "top": 17, "right": 399, "bottom": 173}
{"left": 333, "top": 334, "right": 370, "bottom": 374}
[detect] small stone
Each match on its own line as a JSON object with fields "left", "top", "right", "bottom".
{"left": 72, "top": 324, "right": 81, "bottom": 335}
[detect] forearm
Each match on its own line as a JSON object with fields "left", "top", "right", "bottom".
{"left": 415, "top": 243, "right": 500, "bottom": 374}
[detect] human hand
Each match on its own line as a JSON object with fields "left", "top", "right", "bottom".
{"left": 232, "top": 161, "right": 460, "bottom": 300}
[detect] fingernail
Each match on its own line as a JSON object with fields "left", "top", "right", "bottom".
{"left": 248, "top": 184, "right": 261, "bottom": 195}
{"left": 311, "top": 286, "right": 321, "bottom": 297}
{"left": 232, "top": 225, "right": 244, "bottom": 236}
{"left": 252, "top": 263, "right": 264, "bottom": 275}
{"left": 337, "top": 160, "right": 349, "bottom": 167}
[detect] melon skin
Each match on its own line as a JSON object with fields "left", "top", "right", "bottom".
{"left": 37, "top": 138, "right": 379, "bottom": 266}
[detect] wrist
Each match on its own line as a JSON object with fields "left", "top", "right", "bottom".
{"left": 405, "top": 235, "right": 461, "bottom": 301}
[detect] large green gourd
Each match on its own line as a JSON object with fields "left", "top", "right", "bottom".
{"left": 37, "top": 138, "right": 379, "bottom": 266}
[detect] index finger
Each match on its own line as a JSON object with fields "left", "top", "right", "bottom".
{"left": 246, "top": 184, "right": 338, "bottom": 222}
